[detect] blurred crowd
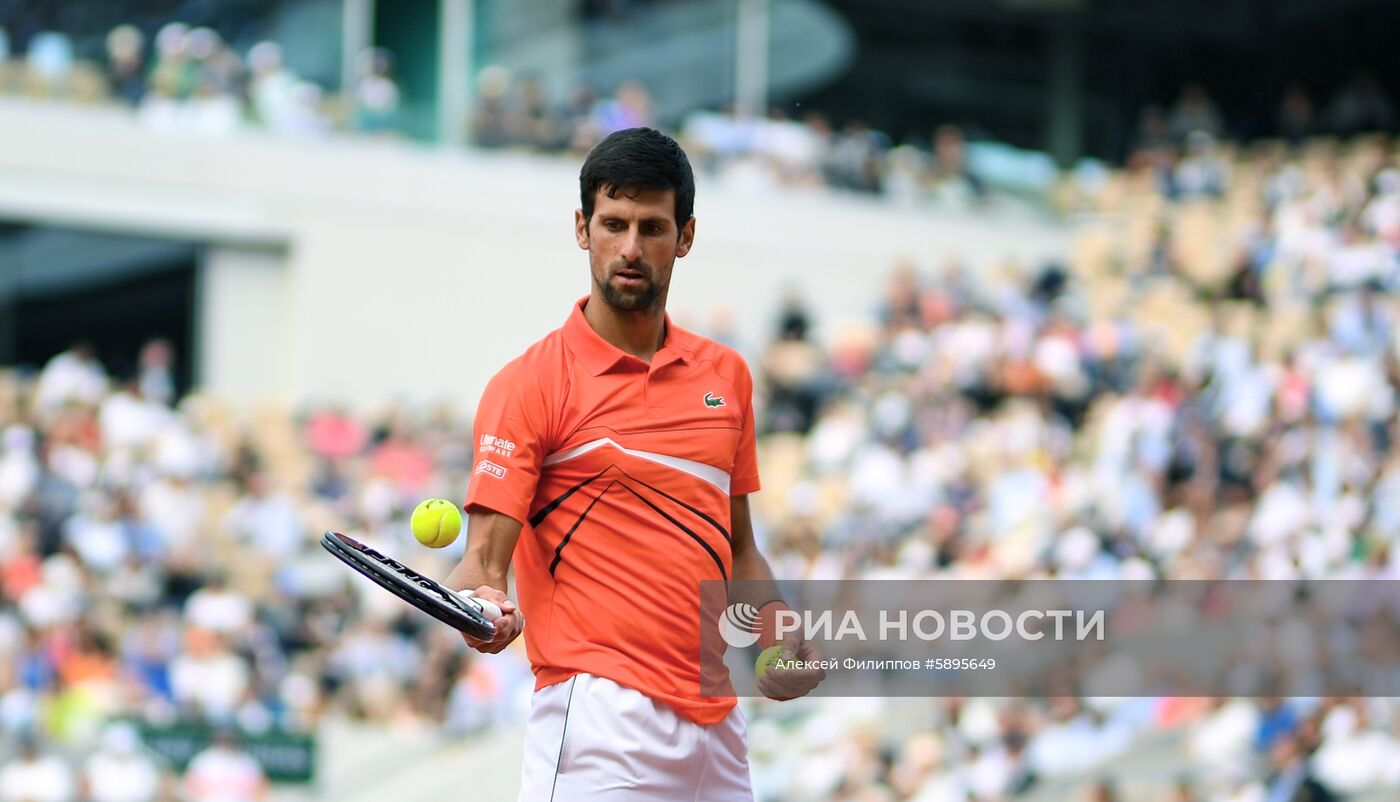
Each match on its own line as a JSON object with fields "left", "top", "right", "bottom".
{"left": 470, "top": 65, "right": 993, "bottom": 205}
{"left": 735, "top": 133, "right": 1400, "bottom": 800}
{"left": 5, "top": 126, "right": 1400, "bottom": 801}
{"left": 0, "top": 18, "right": 994, "bottom": 205}
{"left": 1117, "top": 81, "right": 1396, "bottom": 206}
{"left": 3, "top": 15, "right": 1397, "bottom": 214}
{"left": 2, "top": 22, "right": 1400, "bottom": 799}
{"left": 4, "top": 130, "right": 1400, "bottom": 802}
{"left": 0, "top": 22, "right": 400, "bottom": 137}
{"left": 0, "top": 338, "right": 536, "bottom": 801}
{"left": 1133, "top": 79, "right": 1396, "bottom": 161}
{"left": 468, "top": 73, "right": 1398, "bottom": 208}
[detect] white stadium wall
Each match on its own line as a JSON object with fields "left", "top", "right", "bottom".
{"left": 198, "top": 244, "right": 295, "bottom": 409}
{"left": 0, "top": 98, "right": 1069, "bottom": 410}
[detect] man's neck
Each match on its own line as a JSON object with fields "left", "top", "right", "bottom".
{"left": 584, "top": 292, "right": 667, "bottom": 364}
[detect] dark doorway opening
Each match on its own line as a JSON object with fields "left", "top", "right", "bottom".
{"left": 1, "top": 224, "right": 200, "bottom": 395}
{"left": 15, "top": 265, "right": 197, "bottom": 393}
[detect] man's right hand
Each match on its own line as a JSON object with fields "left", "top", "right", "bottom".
{"left": 462, "top": 585, "right": 523, "bottom": 653}
{"left": 445, "top": 509, "right": 525, "bottom": 653}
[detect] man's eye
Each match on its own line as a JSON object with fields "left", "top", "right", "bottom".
{"left": 606, "top": 221, "right": 625, "bottom": 231}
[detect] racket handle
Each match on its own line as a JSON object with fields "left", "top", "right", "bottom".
{"left": 456, "top": 590, "right": 504, "bottom": 621}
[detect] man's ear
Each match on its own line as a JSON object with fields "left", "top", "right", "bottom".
{"left": 676, "top": 216, "right": 696, "bottom": 258}
{"left": 575, "top": 209, "right": 590, "bottom": 250}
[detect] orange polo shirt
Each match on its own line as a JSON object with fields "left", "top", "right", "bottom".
{"left": 464, "top": 296, "right": 760, "bottom": 725}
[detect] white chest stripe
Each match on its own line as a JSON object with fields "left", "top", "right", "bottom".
{"left": 542, "top": 437, "right": 731, "bottom": 494}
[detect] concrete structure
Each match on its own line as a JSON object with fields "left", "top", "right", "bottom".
{"left": 0, "top": 98, "right": 1068, "bottom": 410}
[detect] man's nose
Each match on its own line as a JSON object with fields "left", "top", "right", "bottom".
{"left": 619, "top": 229, "right": 643, "bottom": 262}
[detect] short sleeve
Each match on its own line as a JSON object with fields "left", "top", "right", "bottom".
{"left": 463, "top": 367, "right": 549, "bottom": 524}
{"left": 730, "top": 359, "right": 761, "bottom": 496}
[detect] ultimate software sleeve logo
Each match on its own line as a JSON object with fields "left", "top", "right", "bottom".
{"left": 718, "top": 602, "right": 762, "bottom": 648}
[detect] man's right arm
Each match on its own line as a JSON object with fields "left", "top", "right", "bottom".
{"left": 445, "top": 508, "right": 525, "bottom": 654}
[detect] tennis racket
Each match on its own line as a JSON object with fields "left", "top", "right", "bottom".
{"left": 321, "top": 531, "right": 502, "bottom": 641}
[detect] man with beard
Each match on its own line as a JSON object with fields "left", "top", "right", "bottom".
{"left": 446, "top": 127, "right": 822, "bottom": 800}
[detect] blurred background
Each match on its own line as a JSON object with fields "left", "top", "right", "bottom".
{"left": 1, "top": 0, "right": 1399, "bottom": 800}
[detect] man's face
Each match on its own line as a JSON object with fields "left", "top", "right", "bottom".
{"left": 576, "top": 187, "right": 695, "bottom": 314}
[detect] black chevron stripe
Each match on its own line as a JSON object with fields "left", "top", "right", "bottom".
{"left": 615, "top": 482, "right": 728, "bottom": 581}
{"left": 546, "top": 480, "right": 729, "bottom": 583}
{"left": 615, "top": 468, "right": 731, "bottom": 543}
{"left": 530, "top": 466, "right": 613, "bottom": 528}
{"left": 548, "top": 480, "right": 616, "bottom": 577}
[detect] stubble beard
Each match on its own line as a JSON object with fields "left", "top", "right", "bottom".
{"left": 597, "top": 260, "right": 663, "bottom": 313}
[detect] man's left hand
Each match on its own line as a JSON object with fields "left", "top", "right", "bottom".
{"left": 756, "top": 638, "right": 826, "bottom": 701}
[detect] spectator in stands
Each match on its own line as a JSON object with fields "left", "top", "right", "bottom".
{"left": 186, "top": 28, "right": 241, "bottom": 100}
{"left": 827, "top": 120, "right": 888, "bottom": 193}
{"left": 222, "top": 472, "right": 303, "bottom": 559}
{"left": 470, "top": 65, "right": 513, "bottom": 148}
{"left": 1327, "top": 71, "right": 1396, "bottom": 136}
{"left": 182, "top": 729, "right": 266, "bottom": 802}
{"left": 562, "top": 82, "right": 602, "bottom": 153}
{"left": 148, "top": 23, "right": 195, "bottom": 102}
{"left": 137, "top": 339, "right": 175, "bottom": 407}
{"left": 762, "top": 290, "right": 825, "bottom": 435}
{"left": 1172, "top": 130, "right": 1228, "bottom": 198}
{"left": 0, "top": 732, "right": 73, "bottom": 802}
{"left": 184, "top": 572, "right": 254, "bottom": 637}
{"left": 1087, "top": 777, "right": 1119, "bottom": 802}
{"left": 1170, "top": 82, "right": 1226, "bottom": 142}
{"left": 1127, "top": 105, "right": 1177, "bottom": 190}
{"left": 1263, "top": 733, "right": 1336, "bottom": 802}
{"left": 24, "top": 32, "right": 76, "bottom": 97}
{"left": 137, "top": 24, "right": 193, "bottom": 132}
{"left": 1276, "top": 84, "right": 1316, "bottom": 145}
{"left": 1168, "top": 83, "right": 1226, "bottom": 143}
{"left": 509, "top": 72, "right": 566, "bottom": 151}
{"left": 104, "top": 24, "right": 145, "bottom": 105}
{"left": 929, "top": 124, "right": 986, "bottom": 204}
{"left": 246, "top": 41, "right": 298, "bottom": 132}
{"left": 279, "top": 81, "right": 332, "bottom": 139}
{"left": 590, "top": 79, "right": 654, "bottom": 137}
{"left": 1171, "top": 777, "right": 1201, "bottom": 802}
{"left": 169, "top": 628, "right": 250, "bottom": 724}
{"left": 81, "top": 722, "right": 163, "bottom": 802}
{"left": 754, "top": 107, "right": 825, "bottom": 187}
{"left": 352, "top": 47, "right": 401, "bottom": 134}
{"left": 185, "top": 74, "right": 242, "bottom": 136}
{"left": 33, "top": 342, "right": 107, "bottom": 420}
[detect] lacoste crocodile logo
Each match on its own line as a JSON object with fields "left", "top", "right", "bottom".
{"left": 704, "top": 392, "right": 726, "bottom": 408}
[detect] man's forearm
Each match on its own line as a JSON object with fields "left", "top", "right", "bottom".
{"left": 728, "top": 495, "right": 785, "bottom": 609}
{"left": 731, "top": 543, "right": 797, "bottom": 649}
{"left": 444, "top": 551, "right": 508, "bottom": 594}
{"left": 446, "top": 509, "right": 523, "bottom": 593}
{"left": 732, "top": 541, "right": 777, "bottom": 583}
{"left": 731, "top": 539, "right": 786, "bottom": 609}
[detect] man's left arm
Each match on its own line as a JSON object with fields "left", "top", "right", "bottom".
{"left": 730, "top": 494, "right": 825, "bottom": 700}
{"left": 729, "top": 494, "right": 779, "bottom": 588}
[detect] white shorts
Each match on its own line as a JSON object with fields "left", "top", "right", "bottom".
{"left": 518, "top": 673, "right": 753, "bottom": 802}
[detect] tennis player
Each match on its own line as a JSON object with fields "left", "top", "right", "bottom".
{"left": 446, "top": 127, "right": 823, "bottom": 800}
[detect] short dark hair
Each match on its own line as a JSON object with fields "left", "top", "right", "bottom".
{"left": 579, "top": 127, "right": 695, "bottom": 227}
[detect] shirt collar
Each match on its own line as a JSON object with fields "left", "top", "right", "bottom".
{"left": 562, "top": 296, "right": 691, "bottom": 376}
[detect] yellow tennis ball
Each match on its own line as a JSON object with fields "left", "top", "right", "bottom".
{"left": 411, "top": 499, "right": 461, "bottom": 548}
{"left": 755, "top": 644, "right": 785, "bottom": 678}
